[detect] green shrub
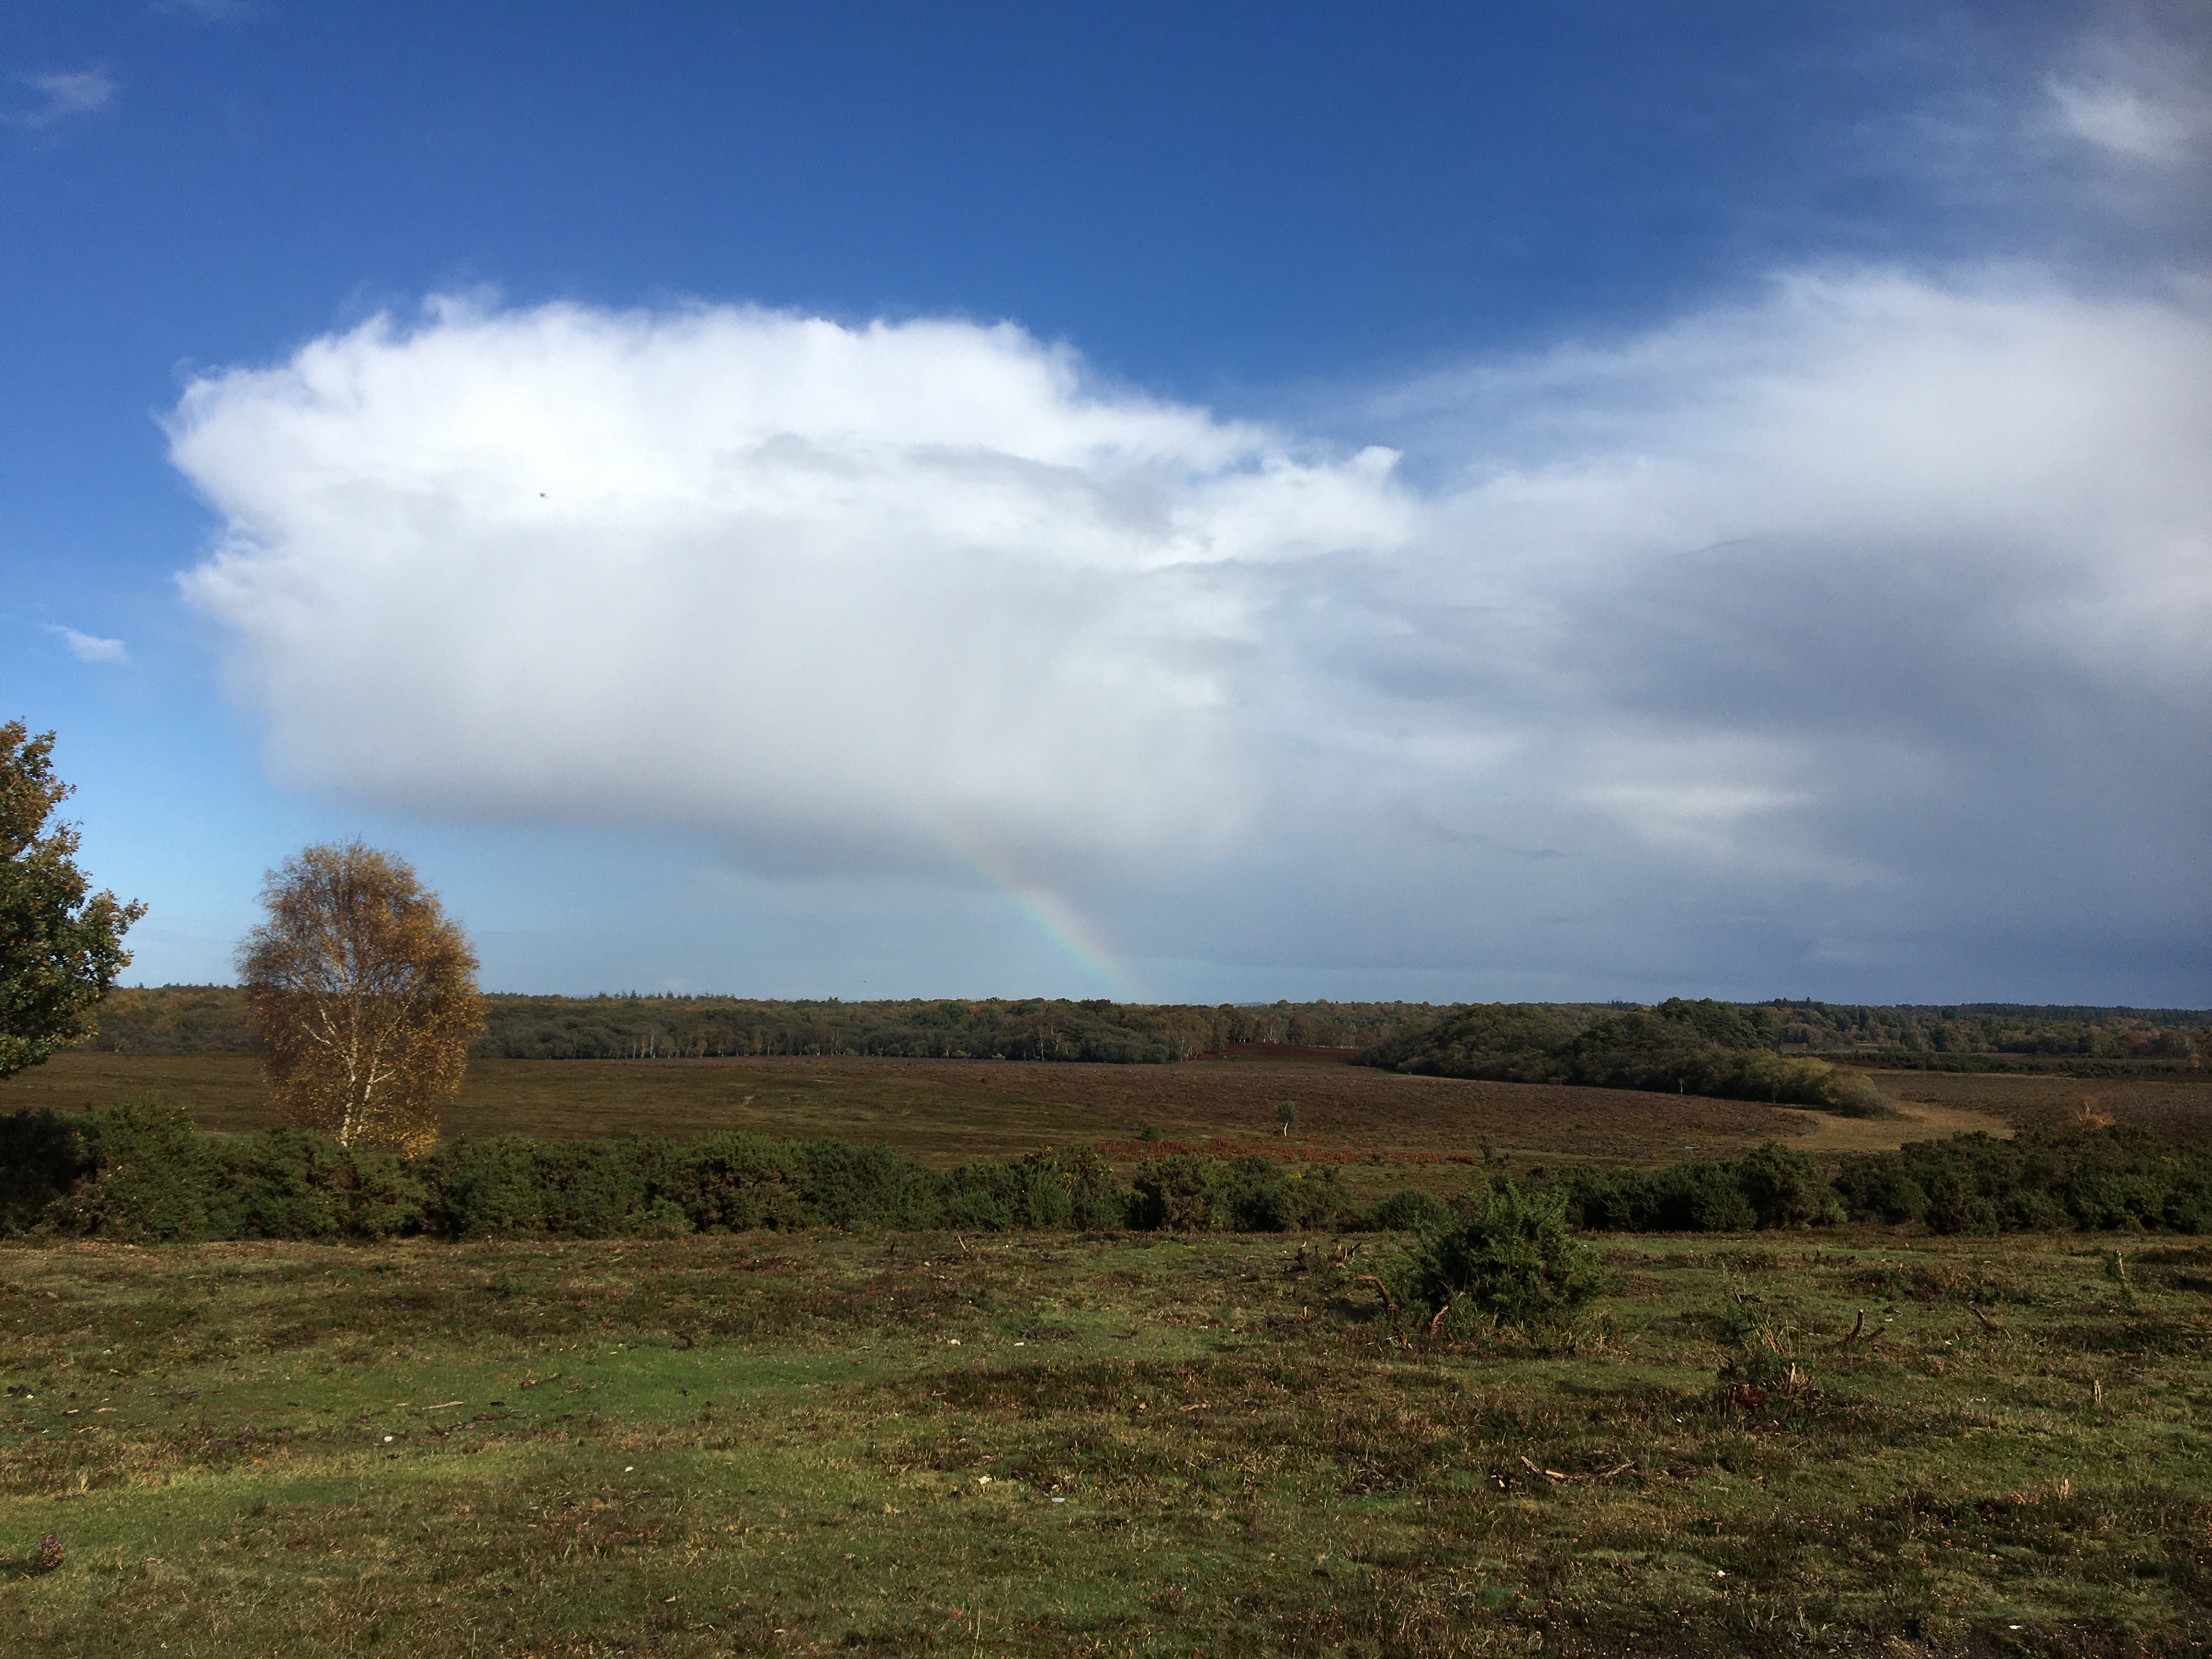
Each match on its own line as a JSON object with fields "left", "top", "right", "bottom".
{"left": 796, "top": 1139, "right": 943, "bottom": 1230}
{"left": 1550, "top": 1161, "right": 1756, "bottom": 1232}
{"left": 5, "top": 1107, "right": 2205, "bottom": 1249}
{"left": 1734, "top": 1143, "right": 1844, "bottom": 1228}
{"left": 652, "top": 1133, "right": 810, "bottom": 1232}
{"left": 1363, "top": 1187, "right": 1459, "bottom": 1236}
{"left": 206, "top": 1130, "right": 422, "bottom": 1240}
{"left": 1392, "top": 1181, "right": 1609, "bottom": 1340}
{"left": 1019, "top": 1147, "right": 1132, "bottom": 1231}
{"left": 0, "top": 1109, "right": 88, "bottom": 1232}
{"left": 56, "top": 1101, "right": 222, "bottom": 1242}
{"left": 1130, "top": 1153, "right": 1224, "bottom": 1231}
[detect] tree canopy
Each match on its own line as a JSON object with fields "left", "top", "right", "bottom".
{"left": 0, "top": 720, "right": 145, "bottom": 1079}
{"left": 238, "top": 841, "right": 484, "bottom": 1154}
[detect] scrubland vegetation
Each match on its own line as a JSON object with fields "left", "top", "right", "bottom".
{"left": 5, "top": 983, "right": 2209, "bottom": 1655}
{"left": 2, "top": 1104, "right": 2209, "bottom": 1249}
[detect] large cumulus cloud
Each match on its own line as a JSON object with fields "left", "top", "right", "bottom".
{"left": 172, "top": 274, "right": 2212, "bottom": 997}
{"left": 173, "top": 300, "right": 1414, "bottom": 879}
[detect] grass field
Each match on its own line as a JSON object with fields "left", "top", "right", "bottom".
{"left": 3, "top": 1226, "right": 2208, "bottom": 1656}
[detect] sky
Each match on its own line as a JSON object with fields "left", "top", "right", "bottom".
{"left": 3, "top": 1, "right": 2207, "bottom": 1007}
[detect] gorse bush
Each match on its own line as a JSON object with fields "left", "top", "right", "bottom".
{"left": 1, "top": 1106, "right": 2204, "bottom": 1245}
{"left": 1364, "top": 1187, "right": 1460, "bottom": 1237}
{"left": 0, "top": 1103, "right": 1349, "bottom": 1243}
{"left": 1128, "top": 1153, "right": 1355, "bottom": 1233}
{"left": 1389, "top": 1181, "right": 1610, "bottom": 1340}
{"left": 1548, "top": 1143, "right": 1844, "bottom": 1233}
{"left": 1829, "top": 1125, "right": 2212, "bottom": 1235}
{"left": 1538, "top": 1126, "right": 2210, "bottom": 1236}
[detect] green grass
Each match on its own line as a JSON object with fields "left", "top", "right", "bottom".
{"left": 3, "top": 1228, "right": 2208, "bottom": 1656}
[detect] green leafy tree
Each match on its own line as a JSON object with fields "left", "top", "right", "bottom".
{"left": 0, "top": 721, "right": 145, "bottom": 1079}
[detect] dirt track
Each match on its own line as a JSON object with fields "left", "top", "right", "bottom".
{"left": 1773, "top": 1098, "right": 2014, "bottom": 1153}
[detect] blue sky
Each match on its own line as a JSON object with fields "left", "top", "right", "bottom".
{"left": 4, "top": 2, "right": 2208, "bottom": 1004}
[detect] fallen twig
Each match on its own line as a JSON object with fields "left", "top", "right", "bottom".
{"left": 1355, "top": 1274, "right": 1396, "bottom": 1313}
{"left": 1969, "top": 1304, "right": 2005, "bottom": 1335}
{"left": 1832, "top": 1310, "right": 1865, "bottom": 1348}
{"left": 1519, "top": 1455, "right": 1567, "bottom": 1482}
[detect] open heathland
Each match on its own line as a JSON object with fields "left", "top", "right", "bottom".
{"left": 3, "top": 1226, "right": 2210, "bottom": 1656}
{"left": 2, "top": 1049, "right": 2147, "bottom": 1169}
{"left": 4, "top": 1048, "right": 2210, "bottom": 1654}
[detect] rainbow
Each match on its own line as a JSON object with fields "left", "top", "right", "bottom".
{"left": 939, "top": 833, "right": 1143, "bottom": 1001}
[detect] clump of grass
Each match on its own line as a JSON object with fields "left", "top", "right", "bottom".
{"left": 1714, "top": 1278, "right": 1814, "bottom": 1406}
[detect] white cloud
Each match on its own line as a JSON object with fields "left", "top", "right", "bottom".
{"left": 4, "top": 68, "right": 117, "bottom": 129}
{"left": 48, "top": 625, "right": 129, "bottom": 665}
{"left": 173, "top": 300, "right": 1415, "bottom": 880}
{"left": 2049, "top": 78, "right": 2208, "bottom": 162}
{"left": 172, "top": 275, "right": 2212, "bottom": 994}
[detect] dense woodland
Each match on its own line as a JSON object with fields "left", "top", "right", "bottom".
{"left": 80, "top": 984, "right": 2209, "bottom": 1071}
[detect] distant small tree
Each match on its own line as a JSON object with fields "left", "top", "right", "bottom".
{"left": 1274, "top": 1099, "right": 1298, "bottom": 1137}
{"left": 1, "top": 721, "right": 145, "bottom": 1079}
{"left": 238, "top": 842, "right": 483, "bottom": 1154}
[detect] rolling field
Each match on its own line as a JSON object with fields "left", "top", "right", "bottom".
{"left": 7, "top": 1049, "right": 2166, "bottom": 1187}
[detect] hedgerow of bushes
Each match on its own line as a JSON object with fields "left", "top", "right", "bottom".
{"left": 1532, "top": 1126, "right": 2212, "bottom": 1235}
{"left": 0, "top": 1103, "right": 2204, "bottom": 1244}
{"left": 0, "top": 1102, "right": 1354, "bottom": 1243}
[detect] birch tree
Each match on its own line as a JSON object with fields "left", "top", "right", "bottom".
{"left": 238, "top": 841, "right": 483, "bottom": 1153}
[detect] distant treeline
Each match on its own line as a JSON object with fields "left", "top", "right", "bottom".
{"left": 83, "top": 987, "right": 1427, "bottom": 1063}
{"left": 1763, "top": 1000, "right": 2207, "bottom": 1060}
{"left": 1, "top": 1104, "right": 2202, "bottom": 1243}
{"left": 464, "top": 994, "right": 1427, "bottom": 1064}
{"left": 1359, "top": 1000, "right": 1895, "bottom": 1114}
{"left": 1360, "top": 997, "right": 2207, "bottom": 1095}
{"left": 83, "top": 985, "right": 2209, "bottom": 1073}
